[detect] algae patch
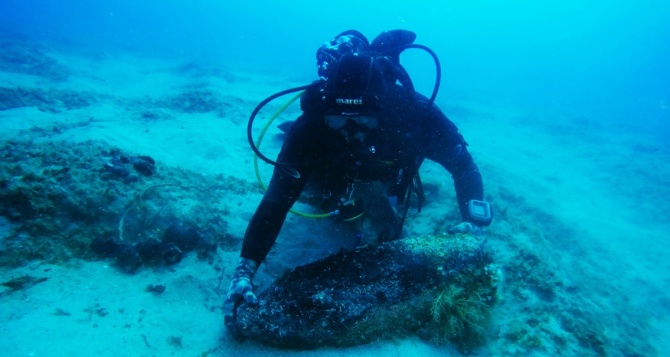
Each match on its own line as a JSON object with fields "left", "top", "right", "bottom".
{"left": 0, "top": 139, "right": 256, "bottom": 268}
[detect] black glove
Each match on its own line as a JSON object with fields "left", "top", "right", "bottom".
{"left": 223, "top": 258, "right": 258, "bottom": 337}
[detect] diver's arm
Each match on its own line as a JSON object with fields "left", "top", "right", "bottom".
{"left": 442, "top": 145, "right": 484, "bottom": 222}
{"left": 224, "top": 154, "right": 306, "bottom": 335}
{"left": 422, "top": 105, "right": 484, "bottom": 223}
{"left": 240, "top": 168, "right": 305, "bottom": 266}
{"left": 224, "top": 123, "right": 313, "bottom": 334}
{"left": 240, "top": 113, "right": 321, "bottom": 266}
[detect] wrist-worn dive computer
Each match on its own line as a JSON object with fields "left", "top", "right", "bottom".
{"left": 467, "top": 199, "right": 492, "bottom": 225}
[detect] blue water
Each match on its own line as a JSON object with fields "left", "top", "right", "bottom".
{"left": 2, "top": 1, "right": 669, "bottom": 355}
{"left": 3, "top": 0, "right": 669, "bottom": 129}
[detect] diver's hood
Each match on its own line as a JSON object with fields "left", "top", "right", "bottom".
{"left": 322, "top": 54, "right": 387, "bottom": 117}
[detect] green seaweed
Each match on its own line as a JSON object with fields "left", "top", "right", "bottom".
{"left": 430, "top": 284, "right": 491, "bottom": 351}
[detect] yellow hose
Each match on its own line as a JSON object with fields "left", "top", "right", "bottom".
{"left": 252, "top": 90, "right": 334, "bottom": 219}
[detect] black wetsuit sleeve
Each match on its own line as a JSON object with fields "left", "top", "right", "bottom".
{"left": 240, "top": 167, "right": 305, "bottom": 266}
{"left": 420, "top": 103, "right": 485, "bottom": 223}
{"left": 240, "top": 114, "right": 321, "bottom": 266}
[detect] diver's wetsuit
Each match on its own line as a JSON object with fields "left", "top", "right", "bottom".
{"left": 241, "top": 83, "right": 483, "bottom": 266}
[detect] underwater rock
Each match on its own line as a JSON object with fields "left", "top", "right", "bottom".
{"left": 234, "top": 233, "right": 495, "bottom": 348}
{"left": 103, "top": 162, "right": 131, "bottom": 178}
{"left": 161, "top": 242, "right": 183, "bottom": 265}
{"left": 90, "top": 237, "right": 122, "bottom": 258}
{"left": 132, "top": 155, "right": 156, "bottom": 176}
{"left": 135, "top": 238, "right": 164, "bottom": 264}
{"left": 1, "top": 275, "right": 49, "bottom": 292}
{"left": 164, "top": 222, "right": 204, "bottom": 251}
{"left": 123, "top": 173, "right": 139, "bottom": 184}
{"left": 146, "top": 284, "right": 166, "bottom": 294}
{"left": 102, "top": 149, "right": 156, "bottom": 179}
{"left": 114, "top": 243, "right": 142, "bottom": 274}
{"left": 91, "top": 221, "right": 217, "bottom": 272}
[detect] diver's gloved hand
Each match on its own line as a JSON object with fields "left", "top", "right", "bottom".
{"left": 447, "top": 221, "right": 482, "bottom": 235}
{"left": 223, "top": 258, "right": 259, "bottom": 337}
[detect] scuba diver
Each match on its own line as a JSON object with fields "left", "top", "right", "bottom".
{"left": 224, "top": 29, "right": 492, "bottom": 335}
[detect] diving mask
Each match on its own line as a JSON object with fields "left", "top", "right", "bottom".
{"left": 325, "top": 115, "right": 378, "bottom": 130}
